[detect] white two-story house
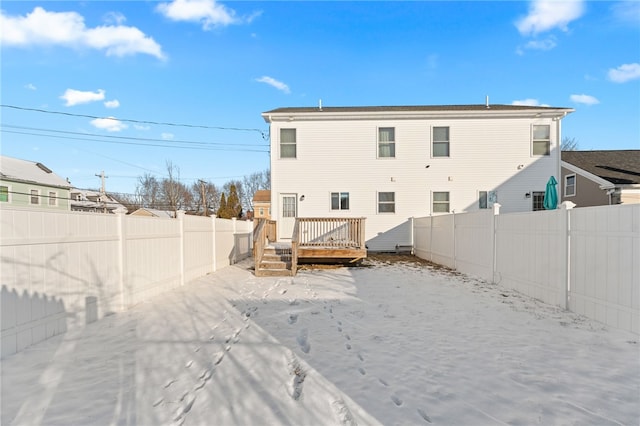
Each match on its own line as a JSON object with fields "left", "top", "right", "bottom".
{"left": 262, "top": 104, "right": 573, "bottom": 251}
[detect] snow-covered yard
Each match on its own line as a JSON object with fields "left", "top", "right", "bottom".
{"left": 2, "top": 256, "right": 638, "bottom": 425}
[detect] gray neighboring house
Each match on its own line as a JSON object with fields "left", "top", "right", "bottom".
{"left": 70, "top": 188, "right": 125, "bottom": 213}
{"left": 561, "top": 150, "right": 640, "bottom": 207}
{"left": 0, "top": 155, "right": 71, "bottom": 210}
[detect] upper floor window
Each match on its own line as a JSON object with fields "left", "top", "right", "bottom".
{"left": 280, "top": 128, "right": 296, "bottom": 158}
{"left": 0, "top": 186, "right": 8, "bottom": 202}
{"left": 331, "top": 192, "right": 349, "bottom": 210}
{"left": 532, "top": 125, "right": 550, "bottom": 156}
{"left": 433, "top": 192, "right": 450, "bottom": 213}
{"left": 30, "top": 189, "right": 39, "bottom": 205}
{"left": 48, "top": 191, "right": 57, "bottom": 206}
{"left": 378, "top": 127, "right": 395, "bottom": 158}
{"left": 564, "top": 174, "right": 576, "bottom": 197}
{"left": 378, "top": 192, "right": 395, "bottom": 213}
{"left": 433, "top": 126, "right": 450, "bottom": 157}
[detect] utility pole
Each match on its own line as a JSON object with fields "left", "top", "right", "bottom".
{"left": 198, "top": 179, "right": 208, "bottom": 216}
{"left": 95, "top": 171, "right": 108, "bottom": 213}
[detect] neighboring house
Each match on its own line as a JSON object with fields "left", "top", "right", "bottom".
{"left": 0, "top": 155, "right": 71, "bottom": 210}
{"left": 70, "top": 188, "right": 126, "bottom": 213}
{"left": 561, "top": 150, "right": 640, "bottom": 207}
{"left": 130, "top": 208, "right": 176, "bottom": 218}
{"left": 253, "top": 190, "right": 271, "bottom": 220}
{"left": 262, "top": 103, "right": 573, "bottom": 250}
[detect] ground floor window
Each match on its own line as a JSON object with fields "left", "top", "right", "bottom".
{"left": 378, "top": 192, "right": 395, "bottom": 213}
{"left": 0, "top": 186, "right": 8, "bottom": 202}
{"left": 532, "top": 191, "right": 545, "bottom": 211}
{"left": 433, "top": 192, "right": 450, "bottom": 213}
{"left": 331, "top": 192, "right": 349, "bottom": 210}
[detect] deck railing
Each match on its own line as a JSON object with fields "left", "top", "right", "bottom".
{"left": 294, "top": 217, "right": 366, "bottom": 249}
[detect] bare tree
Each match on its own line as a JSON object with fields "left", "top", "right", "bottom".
{"left": 242, "top": 169, "right": 270, "bottom": 211}
{"left": 193, "top": 180, "right": 220, "bottom": 216}
{"left": 561, "top": 136, "right": 579, "bottom": 151}
{"left": 136, "top": 173, "right": 162, "bottom": 209}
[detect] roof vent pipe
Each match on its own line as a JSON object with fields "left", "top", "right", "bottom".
{"left": 485, "top": 95, "right": 490, "bottom": 109}
{"left": 319, "top": 99, "right": 322, "bottom": 111}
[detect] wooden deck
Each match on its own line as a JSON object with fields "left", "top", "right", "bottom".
{"left": 254, "top": 217, "right": 366, "bottom": 276}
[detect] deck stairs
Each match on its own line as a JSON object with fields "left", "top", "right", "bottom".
{"left": 255, "top": 244, "right": 293, "bottom": 277}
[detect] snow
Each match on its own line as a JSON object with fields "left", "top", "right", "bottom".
{"left": 2, "top": 256, "right": 639, "bottom": 425}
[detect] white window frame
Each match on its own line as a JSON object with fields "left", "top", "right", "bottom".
{"left": 377, "top": 191, "right": 395, "bottom": 213}
{"left": 30, "top": 189, "right": 40, "bottom": 205}
{"left": 532, "top": 124, "right": 551, "bottom": 156}
{"left": 48, "top": 191, "right": 57, "bottom": 206}
{"left": 330, "top": 192, "right": 350, "bottom": 211}
{"left": 0, "top": 185, "right": 10, "bottom": 203}
{"left": 280, "top": 128, "right": 297, "bottom": 159}
{"left": 432, "top": 191, "right": 450, "bottom": 213}
{"left": 377, "top": 127, "right": 396, "bottom": 158}
{"left": 564, "top": 174, "right": 576, "bottom": 197}
{"left": 432, "top": 126, "right": 450, "bottom": 158}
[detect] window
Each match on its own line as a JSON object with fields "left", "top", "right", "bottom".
{"left": 532, "top": 125, "right": 550, "bottom": 156}
{"left": 565, "top": 174, "right": 576, "bottom": 197}
{"left": 331, "top": 192, "right": 349, "bottom": 210}
{"left": 259, "top": 207, "right": 264, "bottom": 216}
{"left": 0, "top": 186, "right": 8, "bottom": 202}
{"left": 378, "top": 192, "right": 395, "bottom": 213}
{"left": 48, "top": 191, "right": 57, "bottom": 206}
{"left": 280, "top": 128, "right": 296, "bottom": 158}
{"left": 479, "top": 190, "right": 497, "bottom": 209}
{"left": 433, "top": 192, "right": 450, "bottom": 213}
{"left": 378, "top": 127, "right": 395, "bottom": 158}
{"left": 433, "top": 126, "right": 450, "bottom": 157}
{"left": 30, "top": 189, "right": 39, "bottom": 205}
{"left": 532, "top": 191, "right": 545, "bottom": 211}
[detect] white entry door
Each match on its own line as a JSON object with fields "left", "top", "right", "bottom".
{"left": 279, "top": 193, "right": 297, "bottom": 240}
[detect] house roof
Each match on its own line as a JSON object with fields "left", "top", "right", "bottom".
{"left": 263, "top": 104, "right": 572, "bottom": 114}
{"left": 562, "top": 150, "right": 640, "bottom": 185}
{"left": 70, "top": 188, "right": 125, "bottom": 211}
{"left": 131, "top": 208, "right": 176, "bottom": 218}
{"left": 253, "top": 190, "right": 271, "bottom": 203}
{"left": 262, "top": 104, "right": 574, "bottom": 123}
{"left": 0, "top": 155, "right": 70, "bottom": 188}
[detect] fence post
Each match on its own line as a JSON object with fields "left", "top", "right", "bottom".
{"left": 177, "top": 210, "right": 185, "bottom": 286}
{"left": 452, "top": 210, "right": 457, "bottom": 270}
{"left": 115, "top": 207, "right": 127, "bottom": 311}
{"left": 429, "top": 214, "right": 433, "bottom": 262}
{"left": 211, "top": 215, "right": 217, "bottom": 272}
{"left": 560, "top": 201, "right": 575, "bottom": 310}
{"left": 492, "top": 203, "right": 501, "bottom": 284}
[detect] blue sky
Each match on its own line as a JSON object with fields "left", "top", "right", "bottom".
{"left": 1, "top": 0, "right": 639, "bottom": 195}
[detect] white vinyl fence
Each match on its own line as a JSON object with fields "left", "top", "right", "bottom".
{"left": 413, "top": 203, "right": 639, "bottom": 334}
{"left": 0, "top": 207, "right": 252, "bottom": 357}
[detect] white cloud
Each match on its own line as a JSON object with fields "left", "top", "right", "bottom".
{"left": 25, "top": 83, "right": 37, "bottom": 90}
{"left": 161, "top": 132, "right": 175, "bottom": 140}
{"left": 0, "top": 7, "right": 165, "bottom": 59}
{"left": 512, "top": 99, "right": 550, "bottom": 107}
{"left": 134, "top": 124, "right": 151, "bottom": 131}
{"left": 524, "top": 37, "right": 557, "bottom": 51}
{"left": 516, "top": 0, "right": 584, "bottom": 35}
{"left": 103, "top": 11, "right": 126, "bottom": 26}
{"left": 60, "top": 88, "right": 105, "bottom": 106}
{"left": 611, "top": 1, "right": 640, "bottom": 25}
{"left": 90, "top": 117, "right": 128, "bottom": 132}
{"left": 607, "top": 63, "right": 640, "bottom": 83}
{"left": 157, "top": 0, "right": 238, "bottom": 29}
{"left": 256, "top": 76, "right": 290, "bottom": 94}
{"left": 104, "top": 99, "right": 120, "bottom": 108}
{"left": 570, "top": 94, "right": 599, "bottom": 105}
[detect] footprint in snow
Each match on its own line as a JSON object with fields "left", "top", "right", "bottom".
{"left": 358, "top": 367, "right": 366, "bottom": 375}
{"left": 379, "top": 378, "right": 389, "bottom": 387}
{"left": 297, "top": 329, "right": 311, "bottom": 354}
{"left": 417, "top": 408, "right": 432, "bottom": 423}
{"left": 288, "top": 314, "right": 298, "bottom": 325}
{"left": 345, "top": 343, "right": 351, "bottom": 350}
{"left": 391, "top": 394, "right": 403, "bottom": 406}
{"left": 185, "top": 360, "right": 193, "bottom": 368}
{"left": 357, "top": 353, "right": 364, "bottom": 361}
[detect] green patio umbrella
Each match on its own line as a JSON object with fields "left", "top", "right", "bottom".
{"left": 543, "top": 176, "right": 558, "bottom": 210}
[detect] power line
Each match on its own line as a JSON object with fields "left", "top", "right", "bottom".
{"left": 2, "top": 124, "right": 268, "bottom": 147}
{"left": 1, "top": 129, "right": 270, "bottom": 153}
{"left": 1, "top": 104, "right": 269, "bottom": 139}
